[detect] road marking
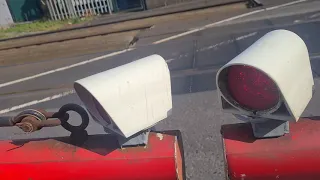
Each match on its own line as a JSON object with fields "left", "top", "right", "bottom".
{"left": 265, "top": 0, "right": 307, "bottom": 11}
{"left": 0, "top": 48, "right": 134, "bottom": 89}
{"left": 0, "top": 0, "right": 309, "bottom": 114}
{"left": 294, "top": 20, "right": 302, "bottom": 23}
{"left": 152, "top": 0, "right": 307, "bottom": 44}
{"left": 198, "top": 32, "right": 257, "bottom": 52}
{"left": 310, "top": 13, "right": 320, "bottom": 19}
{"left": 0, "top": 0, "right": 306, "bottom": 89}
{"left": 0, "top": 90, "right": 75, "bottom": 114}
{"left": 153, "top": 28, "right": 205, "bottom": 44}
{"left": 167, "top": 31, "right": 257, "bottom": 62}
{"left": 235, "top": 32, "right": 258, "bottom": 40}
{"left": 311, "top": 55, "right": 320, "bottom": 60}
{"left": 165, "top": 59, "right": 175, "bottom": 63}
{"left": 1, "top": 54, "right": 319, "bottom": 114}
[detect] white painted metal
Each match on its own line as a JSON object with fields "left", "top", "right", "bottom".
{"left": 85, "top": 0, "right": 93, "bottom": 15}
{"left": 47, "top": 0, "right": 113, "bottom": 20}
{"left": 98, "top": 0, "right": 104, "bottom": 13}
{"left": 94, "top": 0, "right": 99, "bottom": 14}
{"left": 58, "top": 0, "right": 66, "bottom": 19}
{"left": 52, "top": 0, "right": 61, "bottom": 20}
{"left": 72, "top": 0, "right": 81, "bottom": 17}
{"left": 106, "top": 0, "right": 112, "bottom": 14}
{"left": 46, "top": 0, "right": 55, "bottom": 20}
{"left": 90, "top": 0, "right": 96, "bottom": 15}
{"left": 216, "top": 30, "right": 314, "bottom": 122}
{"left": 78, "top": 0, "right": 85, "bottom": 16}
{"left": 74, "top": 55, "right": 172, "bottom": 138}
{"left": 102, "top": 0, "right": 108, "bottom": 13}
{"left": 0, "top": 0, "right": 13, "bottom": 27}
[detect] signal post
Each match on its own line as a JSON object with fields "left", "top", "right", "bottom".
{"left": 216, "top": 30, "right": 318, "bottom": 180}
{"left": 222, "top": 119, "right": 320, "bottom": 180}
{"left": 0, "top": 55, "right": 185, "bottom": 180}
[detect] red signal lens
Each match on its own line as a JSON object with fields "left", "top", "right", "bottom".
{"left": 227, "top": 65, "right": 280, "bottom": 111}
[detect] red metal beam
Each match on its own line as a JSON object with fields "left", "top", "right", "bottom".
{"left": 222, "top": 119, "right": 320, "bottom": 180}
{"left": 0, "top": 131, "right": 184, "bottom": 180}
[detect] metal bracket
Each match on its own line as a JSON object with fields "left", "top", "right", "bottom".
{"left": 104, "top": 127, "right": 156, "bottom": 147}
{"left": 117, "top": 131, "right": 150, "bottom": 148}
{"left": 251, "top": 119, "right": 289, "bottom": 138}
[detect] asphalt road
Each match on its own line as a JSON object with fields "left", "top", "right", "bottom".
{"left": 1, "top": 0, "right": 320, "bottom": 179}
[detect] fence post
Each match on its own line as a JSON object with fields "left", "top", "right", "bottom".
{"left": 106, "top": 0, "right": 112, "bottom": 14}
{"left": 60, "top": 0, "right": 68, "bottom": 19}
{"left": 46, "top": 0, "right": 54, "bottom": 20}
{"left": 101, "top": 0, "right": 107, "bottom": 13}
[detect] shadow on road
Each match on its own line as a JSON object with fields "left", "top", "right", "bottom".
{"left": 169, "top": 19, "right": 320, "bottom": 95}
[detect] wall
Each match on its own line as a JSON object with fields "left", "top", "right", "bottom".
{"left": 0, "top": 0, "right": 13, "bottom": 27}
{"left": 6, "top": 0, "right": 43, "bottom": 22}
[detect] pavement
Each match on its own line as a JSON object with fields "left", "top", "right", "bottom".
{"left": 0, "top": 30, "right": 139, "bottom": 66}
{"left": 1, "top": 0, "right": 320, "bottom": 179}
{"left": 0, "top": 0, "right": 244, "bottom": 46}
{"left": 0, "top": 3, "right": 248, "bottom": 66}
{"left": 90, "top": 0, "right": 245, "bottom": 25}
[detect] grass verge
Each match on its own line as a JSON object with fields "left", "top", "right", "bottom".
{"left": 0, "top": 17, "right": 92, "bottom": 39}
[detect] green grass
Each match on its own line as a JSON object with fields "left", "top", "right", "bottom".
{"left": 0, "top": 17, "right": 92, "bottom": 39}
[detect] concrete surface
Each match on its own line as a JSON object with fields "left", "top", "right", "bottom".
{"left": 144, "top": 0, "right": 243, "bottom": 10}
{"left": 92, "top": 0, "right": 244, "bottom": 25}
{"left": 0, "top": 3, "right": 249, "bottom": 66}
{"left": 0, "top": 30, "right": 139, "bottom": 66}
{"left": 0, "top": 23, "right": 150, "bottom": 50}
{"left": 0, "top": 0, "right": 243, "bottom": 44}
{"left": 218, "top": 0, "right": 320, "bottom": 26}
{"left": 0, "top": 0, "right": 319, "bottom": 179}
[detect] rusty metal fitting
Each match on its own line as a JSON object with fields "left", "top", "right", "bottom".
{"left": 11, "top": 109, "right": 47, "bottom": 125}
{"left": 16, "top": 121, "right": 34, "bottom": 133}
{"left": 1, "top": 104, "right": 89, "bottom": 135}
{"left": 15, "top": 116, "right": 62, "bottom": 133}
{"left": 16, "top": 116, "right": 40, "bottom": 133}
{"left": 0, "top": 103, "right": 90, "bottom": 145}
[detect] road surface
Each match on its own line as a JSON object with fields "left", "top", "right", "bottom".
{"left": 1, "top": 0, "right": 320, "bottom": 179}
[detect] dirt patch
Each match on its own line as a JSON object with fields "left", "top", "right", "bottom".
{"left": 0, "top": 3, "right": 245, "bottom": 50}
{"left": 0, "top": 3, "right": 247, "bottom": 66}
{"left": 0, "top": 23, "right": 150, "bottom": 51}
{"left": 0, "top": 18, "right": 93, "bottom": 40}
{"left": 0, "top": 30, "right": 139, "bottom": 67}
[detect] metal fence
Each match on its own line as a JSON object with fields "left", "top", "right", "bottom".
{"left": 46, "top": 0, "right": 113, "bottom": 20}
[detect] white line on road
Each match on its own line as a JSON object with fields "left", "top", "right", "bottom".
{"left": 0, "top": 0, "right": 307, "bottom": 90}
{"left": 0, "top": 90, "right": 75, "bottom": 114}
{"left": 165, "top": 59, "right": 175, "bottom": 63}
{"left": 294, "top": 19, "right": 302, "bottom": 23}
{"left": 0, "top": 48, "right": 134, "bottom": 89}
{"left": 152, "top": 0, "right": 307, "bottom": 44}
{"left": 309, "top": 13, "right": 320, "bottom": 19}
{"left": 265, "top": 0, "right": 307, "bottom": 11}
{"left": 1, "top": 54, "right": 319, "bottom": 114}
{"left": 198, "top": 32, "right": 257, "bottom": 52}
{"left": 0, "top": 0, "right": 309, "bottom": 114}
{"left": 235, "top": 32, "right": 258, "bottom": 40}
{"left": 167, "top": 32, "right": 257, "bottom": 63}
{"left": 311, "top": 55, "right": 320, "bottom": 60}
